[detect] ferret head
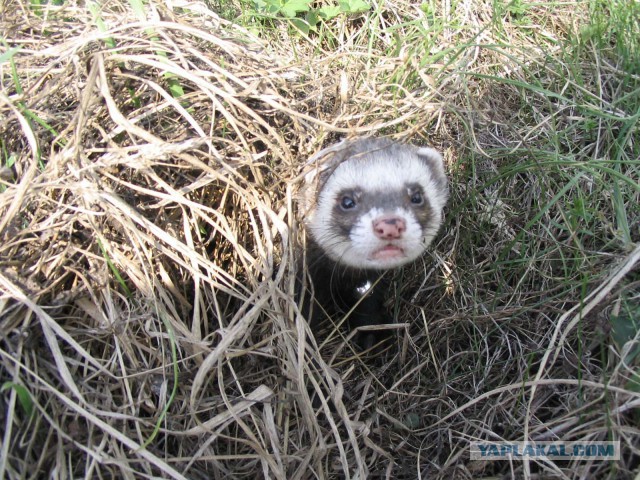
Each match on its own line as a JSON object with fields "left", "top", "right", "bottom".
{"left": 303, "top": 138, "right": 449, "bottom": 270}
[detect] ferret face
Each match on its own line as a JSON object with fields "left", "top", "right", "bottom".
{"left": 305, "top": 139, "right": 449, "bottom": 270}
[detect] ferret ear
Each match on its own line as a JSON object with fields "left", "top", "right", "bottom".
{"left": 303, "top": 159, "right": 335, "bottom": 187}
{"left": 303, "top": 139, "right": 351, "bottom": 185}
{"left": 301, "top": 141, "right": 349, "bottom": 216}
{"left": 416, "top": 147, "right": 448, "bottom": 185}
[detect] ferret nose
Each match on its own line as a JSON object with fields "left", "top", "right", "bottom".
{"left": 373, "top": 216, "right": 406, "bottom": 240}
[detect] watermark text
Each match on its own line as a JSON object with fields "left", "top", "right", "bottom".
{"left": 470, "top": 441, "right": 620, "bottom": 460}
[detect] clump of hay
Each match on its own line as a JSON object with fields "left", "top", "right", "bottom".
{"left": 1, "top": 0, "right": 639, "bottom": 478}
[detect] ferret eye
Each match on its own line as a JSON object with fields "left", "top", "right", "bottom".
{"left": 340, "top": 196, "right": 356, "bottom": 210}
{"left": 410, "top": 191, "right": 424, "bottom": 205}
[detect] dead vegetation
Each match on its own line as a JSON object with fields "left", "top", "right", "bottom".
{"left": 1, "top": 0, "right": 639, "bottom": 478}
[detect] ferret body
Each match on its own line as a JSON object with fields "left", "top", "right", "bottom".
{"left": 301, "top": 138, "right": 449, "bottom": 349}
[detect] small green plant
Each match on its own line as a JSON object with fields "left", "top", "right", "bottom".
{"left": 247, "top": 0, "right": 370, "bottom": 34}
{"left": 1, "top": 382, "right": 35, "bottom": 418}
{"left": 126, "top": 0, "right": 186, "bottom": 98}
{"left": 97, "top": 238, "right": 133, "bottom": 298}
{"left": 88, "top": 1, "right": 117, "bottom": 49}
{"left": 253, "top": 0, "right": 311, "bottom": 18}
{"left": 0, "top": 40, "right": 53, "bottom": 168}
{"left": 611, "top": 297, "right": 640, "bottom": 363}
{"left": 506, "top": 0, "right": 529, "bottom": 18}
{"left": 0, "top": 147, "right": 16, "bottom": 193}
{"left": 610, "top": 295, "right": 640, "bottom": 392}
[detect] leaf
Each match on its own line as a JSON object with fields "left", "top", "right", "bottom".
{"left": 0, "top": 46, "right": 21, "bottom": 65}
{"left": 625, "top": 371, "right": 640, "bottom": 393}
{"left": 280, "top": 0, "right": 312, "bottom": 18}
{"left": 261, "top": 0, "right": 282, "bottom": 14}
{"left": 339, "top": 0, "right": 370, "bottom": 14}
{"left": 1, "top": 382, "right": 35, "bottom": 418}
{"left": 126, "top": 0, "right": 147, "bottom": 22}
{"left": 29, "top": 0, "right": 44, "bottom": 16}
{"left": 88, "top": 1, "right": 117, "bottom": 49}
{"left": 5, "top": 153, "right": 17, "bottom": 169}
{"left": 290, "top": 18, "right": 310, "bottom": 35}
{"left": 318, "top": 5, "right": 341, "bottom": 19}
{"left": 306, "top": 10, "right": 319, "bottom": 27}
{"left": 166, "top": 76, "right": 185, "bottom": 98}
{"left": 403, "top": 412, "right": 421, "bottom": 429}
{"left": 611, "top": 298, "right": 640, "bottom": 363}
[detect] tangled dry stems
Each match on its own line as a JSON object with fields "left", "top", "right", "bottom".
{"left": 1, "top": 0, "right": 639, "bottom": 478}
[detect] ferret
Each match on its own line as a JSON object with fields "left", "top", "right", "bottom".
{"left": 300, "top": 138, "right": 449, "bottom": 350}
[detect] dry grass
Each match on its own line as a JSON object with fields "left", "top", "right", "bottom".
{"left": 1, "top": 0, "right": 639, "bottom": 478}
